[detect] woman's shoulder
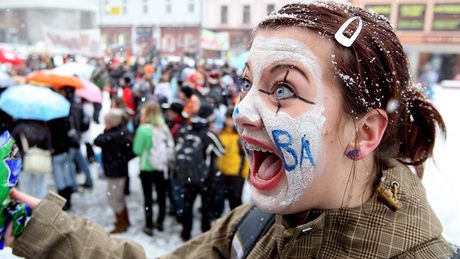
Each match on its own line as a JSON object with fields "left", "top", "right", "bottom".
{"left": 136, "top": 124, "right": 153, "bottom": 133}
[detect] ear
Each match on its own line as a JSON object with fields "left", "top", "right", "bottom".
{"left": 345, "top": 109, "right": 388, "bottom": 160}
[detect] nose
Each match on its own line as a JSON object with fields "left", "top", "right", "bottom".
{"left": 234, "top": 114, "right": 263, "bottom": 131}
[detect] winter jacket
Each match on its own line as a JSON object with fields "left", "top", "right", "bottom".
{"left": 133, "top": 123, "right": 171, "bottom": 172}
{"left": 12, "top": 160, "right": 455, "bottom": 258}
{"left": 11, "top": 120, "right": 52, "bottom": 158}
{"left": 122, "top": 87, "right": 135, "bottom": 112}
{"left": 94, "top": 125, "right": 134, "bottom": 178}
{"left": 217, "top": 128, "right": 249, "bottom": 178}
{"left": 47, "top": 117, "right": 73, "bottom": 155}
{"left": 133, "top": 123, "right": 154, "bottom": 172}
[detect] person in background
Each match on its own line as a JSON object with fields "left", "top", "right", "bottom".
{"left": 120, "top": 76, "right": 136, "bottom": 115}
{"left": 47, "top": 115, "right": 75, "bottom": 211}
{"left": 153, "top": 72, "right": 173, "bottom": 105}
{"left": 217, "top": 108, "right": 249, "bottom": 210}
{"left": 174, "top": 104, "right": 225, "bottom": 241}
{"left": 164, "top": 102, "right": 186, "bottom": 141}
{"left": 94, "top": 108, "right": 134, "bottom": 234}
{"left": 178, "top": 85, "right": 200, "bottom": 120}
{"left": 12, "top": 120, "right": 52, "bottom": 199}
{"left": 133, "top": 100, "right": 171, "bottom": 236}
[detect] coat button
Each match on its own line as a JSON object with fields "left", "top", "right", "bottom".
{"left": 301, "top": 227, "right": 312, "bottom": 234}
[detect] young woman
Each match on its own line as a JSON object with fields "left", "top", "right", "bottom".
{"left": 133, "top": 100, "right": 173, "bottom": 236}
{"left": 4, "top": 2, "right": 456, "bottom": 258}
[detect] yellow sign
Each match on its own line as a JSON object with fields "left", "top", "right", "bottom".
{"left": 109, "top": 6, "right": 121, "bottom": 16}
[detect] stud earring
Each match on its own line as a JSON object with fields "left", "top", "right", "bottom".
{"left": 346, "top": 149, "right": 360, "bottom": 160}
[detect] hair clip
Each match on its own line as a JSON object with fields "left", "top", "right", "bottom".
{"left": 334, "top": 16, "right": 363, "bottom": 47}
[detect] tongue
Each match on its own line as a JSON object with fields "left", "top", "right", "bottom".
{"left": 257, "top": 154, "right": 282, "bottom": 180}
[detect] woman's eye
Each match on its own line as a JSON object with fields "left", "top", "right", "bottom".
{"left": 240, "top": 78, "right": 252, "bottom": 92}
{"left": 274, "top": 84, "right": 295, "bottom": 99}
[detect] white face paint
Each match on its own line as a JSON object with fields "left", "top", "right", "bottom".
{"left": 234, "top": 36, "right": 327, "bottom": 212}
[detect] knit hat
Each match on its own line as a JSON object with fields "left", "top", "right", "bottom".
{"left": 167, "top": 102, "right": 183, "bottom": 115}
{"left": 197, "top": 104, "right": 214, "bottom": 119}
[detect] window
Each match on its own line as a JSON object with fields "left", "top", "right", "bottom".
{"left": 267, "top": 4, "right": 275, "bottom": 14}
{"left": 104, "top": 0, "right": 110, "bottom": 14}
{"left": 143, "top": 0, "right": 149, "bottom": 14}
{"left": 243, "top": 5, "right": 250, "bottom": 24}
{"left": 188, "top": 2, "right": 195, "bottom": 13}
{"left": 221, "top": 5, "right": 228, "bottom": 24}
{"left": 166, "top": 3, "right": 172, "bottom": 13}
{"left": 118, "top": 33, "right": 128, "bottom": 45}
{"left": 122, "top": 0, "right": 127, "bottom": 14}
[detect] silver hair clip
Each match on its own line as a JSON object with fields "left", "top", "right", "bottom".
{"left": 334, "top": 16, "right": 363, "bottom": 47}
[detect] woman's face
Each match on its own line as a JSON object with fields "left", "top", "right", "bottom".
{"left": 233, "top": 28, "right": 351, "bottom": 214}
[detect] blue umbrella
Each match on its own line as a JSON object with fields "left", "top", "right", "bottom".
{"left": 0, "top": 84, "right": 70, "bottom": 121}
{"left": 0, "top": 71, "right": 15, "bottom": 88}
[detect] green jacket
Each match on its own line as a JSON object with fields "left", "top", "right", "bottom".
{"left": 12, "top": 160, "right": 455, "bottom": 258}
{"left": 133, "top": 124, "right": 154, "bottom": 172}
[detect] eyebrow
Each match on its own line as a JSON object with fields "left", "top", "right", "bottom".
{"left": 270, "top": 63, "right": 309, "bottom": 83}
{"left": 244, "top": 62, "right": 251, "bottom": 74}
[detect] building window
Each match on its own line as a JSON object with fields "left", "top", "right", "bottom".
{"left": 267, "top": 4, "right": 275, "bottom": 14}
{"left": 122, "top": 0, "right": 127, "bottom": 14}
{"left": 143, "top": 0, "right": 149, "bottom": 14}
{"left": 221, "top": 5, "right": 228, "bottom": 24}
{"left": 118, "top": 33, "right": 128, "bottom": 45}
{"left": 188, "top": 2, "right": 194, "bottom": 13}
{"left": 243, "top": 5, "right": 250, "bottom": 24}
{"left": 104, "top": 0, "right": 110, "bottom": 15}
{"left": 166, "top": 2, "right": 172, "bottom": 13}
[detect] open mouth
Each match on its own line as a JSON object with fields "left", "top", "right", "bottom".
{"left": 242, "top": 137, "right": 284, "bottom": 191}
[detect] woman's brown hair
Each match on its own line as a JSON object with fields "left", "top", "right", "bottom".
{"left": 257, "top": 1, "right": 446, "bottom": 178}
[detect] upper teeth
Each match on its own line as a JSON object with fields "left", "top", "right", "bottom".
{"left": 245, "top": 143, "right": 272, "bottom": 153}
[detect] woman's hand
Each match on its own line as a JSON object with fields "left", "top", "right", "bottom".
{"left": 2, "top": 188, "right": 41, "bottom": 247}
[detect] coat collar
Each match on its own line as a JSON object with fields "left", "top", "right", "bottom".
{"left": 272, "top": 159, "right": 448, "bottom": 257}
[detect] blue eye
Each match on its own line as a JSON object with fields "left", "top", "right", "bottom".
{"left": 239, "top": 78, "right": 252, "bottom": 92}
{"left": 274, "top": 84, "right": 295, "bottom": 99}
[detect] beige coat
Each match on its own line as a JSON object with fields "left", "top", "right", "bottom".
{"left": 13, "top": 160, "right": 454, "bottom": 258}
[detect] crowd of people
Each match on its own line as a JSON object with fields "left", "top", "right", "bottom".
{"left": 1, "top": 1, "right": 458, "bottom": 258}
{"left": 1, "top": 54, "right": 250, "bottom": 242}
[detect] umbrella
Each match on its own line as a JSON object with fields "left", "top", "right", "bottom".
{"left": 0, "top": 84, "right": 70, "bottom": 121}
{"left": 76, "top": 79, "right": 103, "bottom": 103}
{"left": 0, "top": 48, "right": 24, "bottom": 66}
{"left": 52, "top": 62, "right": 95, "bottom": 80}
{"left": 26, "top": 70, "right": 84, "bottom": 89}
{"left": 0, "top": 71, "right": 15, "bottom": 88}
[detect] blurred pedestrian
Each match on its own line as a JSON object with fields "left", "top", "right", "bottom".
{"left": 173, "top": 104, "right": 225, "bottom": 241}
{"left": 178, "top": 86, "right": 200, "bottom": 120}
{"left": 12, "top": 120, "right": 52, "bottom": 198}
{"left": 47, "top": 116, "right": 75, "bottom": 210}
{"left": 217, "top": 108, "right": 249, "bottom": 210}
{"left": 94, "top": 108, "right": 134, "bottom": 233}
{"left": 133, "top": 100, "right": 173, "bottom": 236}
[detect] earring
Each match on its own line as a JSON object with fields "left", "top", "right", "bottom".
{"left": 346, "top": 149, "right": 360, "bottom": 160}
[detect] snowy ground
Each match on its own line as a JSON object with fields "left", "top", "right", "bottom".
{"left": 423, "top": 85, "right": 460, "bottom": 246}
{"left": 1, "top": 86, "right": 459, "bottom": 258}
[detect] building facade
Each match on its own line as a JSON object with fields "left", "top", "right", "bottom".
{"left": 353, "top": 0, "right": 460, "bottom": 82}
{"left": 99, "top": 0, "right": 201, "bottom": 57}
{"left": 202, "top": 0, "right": 291, "bottom": 55}
{"left": 99, "top": 0, "right": 293, "bottom": 58}
{"left": 0, "top": 1, "right": 98, "bottom": 45}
